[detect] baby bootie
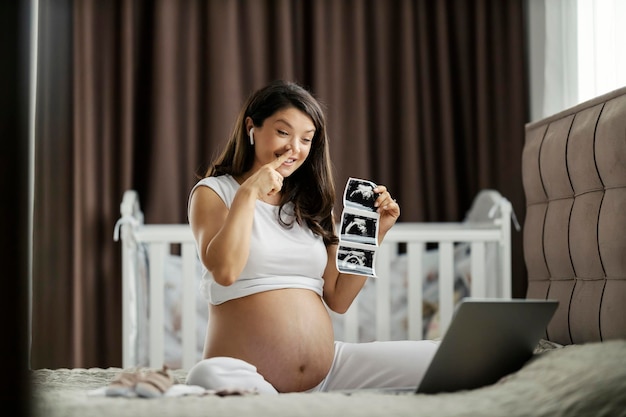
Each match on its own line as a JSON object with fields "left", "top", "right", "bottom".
{"left": 105, "top": 370, "right": 143, "bottom": 397}
{"left": 135, "top": 365, "right": 174, "bottom": 398}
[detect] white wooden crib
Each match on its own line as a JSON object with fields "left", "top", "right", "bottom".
{"left": 114, "top": 189, "right": 515, "bottom": 370}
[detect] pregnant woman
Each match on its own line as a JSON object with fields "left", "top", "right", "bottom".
{"left": 186, "top": 80, "right": 438, "bottom": 393}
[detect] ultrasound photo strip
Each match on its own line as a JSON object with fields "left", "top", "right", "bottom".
{"left": 336, "top": 177, "right": 381, "bottom": 277}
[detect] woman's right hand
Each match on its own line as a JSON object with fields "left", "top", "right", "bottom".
{"left": 243, "top": 149, "right": 294, "bottom": 199}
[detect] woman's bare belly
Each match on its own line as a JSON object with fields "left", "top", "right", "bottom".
{"left": 204, "top": 289, "right": 335, "bottom": 393}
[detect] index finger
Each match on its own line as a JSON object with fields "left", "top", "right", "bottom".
{"left": 269, "top": 149, "right": 293, "bottom": 169}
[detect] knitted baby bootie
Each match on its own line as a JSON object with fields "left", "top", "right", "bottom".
{"left": 135, "top": 365, "right": 174, "bottom": 398}
{"left": 106, "top": 370, "right": 143, "bottom": 397}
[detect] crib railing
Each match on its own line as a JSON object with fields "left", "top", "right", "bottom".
{"left": 341, "top": 221, "right": 512, "bottom": 343}
{"left": 115, "top": 190, "right": 512, "bottom": 370}
{"left": 114, "top": 191, "right": 199, "bottom": 370}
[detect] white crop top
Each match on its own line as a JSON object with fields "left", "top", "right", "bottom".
{"left": 189, "top": 174, "right": 328, "bottom": 305}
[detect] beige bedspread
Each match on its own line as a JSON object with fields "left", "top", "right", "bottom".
{"left": 31, "top": 339, "right": 626, "bottom": 417}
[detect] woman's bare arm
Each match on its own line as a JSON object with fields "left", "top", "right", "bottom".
{"left": 189, "top": 151, "right": 294, "bottom": 286}
{"left": 322, "top": 185, "right": 400, "bottom": 313}
{"left": 188, "top": 185, "right": 257, "bottom": 286}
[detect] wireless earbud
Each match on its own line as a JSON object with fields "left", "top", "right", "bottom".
{"left": 249, "top": 127, "right": 255, "bottom": 145}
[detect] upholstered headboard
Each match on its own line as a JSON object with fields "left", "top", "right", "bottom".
{"left": 522, "top": 86, "right": 626, "bottom": 345}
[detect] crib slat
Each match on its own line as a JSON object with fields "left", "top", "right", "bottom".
{"left": 438, "top": 242, "right": 455, "bottom": 336}
{"left": 119, "top": 191, "right": 141, "bottom": 370}
{"left": 500, "top": 201, "right": 513, "bottom": 298}
{"left": 121, "top": 232, "right": 137, "bottom": 369}
{"left": 148, "top": 243, "right": 166, "bottom": 368}
{"left": 375, "top": 244, "right": 392, "bottom": 341}
{"left": 407, "top": 242, "right": 425, "bottom": 340}
{"left": 181, "top": 243, "right": 198, "bottom": 370}
{"left": 470, "top": 241, "right": 486, "bottom": 298}
{"left": 343, "top": 296, "right": 359, "bottom": 342}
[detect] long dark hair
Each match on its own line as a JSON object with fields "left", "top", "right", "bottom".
{"left": 205, "top": 80, "right": 338, "bottom": 246}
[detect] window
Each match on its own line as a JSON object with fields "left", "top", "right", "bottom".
{"left": 527, "top": 0, "right": 626, "bottom": 121}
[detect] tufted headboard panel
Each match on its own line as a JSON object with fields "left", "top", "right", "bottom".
{"left": 522, "top": 86, "right": 626, "bottom": 345}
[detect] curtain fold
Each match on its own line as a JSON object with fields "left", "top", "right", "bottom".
{"left": 31, "top": 0, "right": 528, "bottom": 368}
{"left": 32, "top": 0, "right": 75, "bottom": 368}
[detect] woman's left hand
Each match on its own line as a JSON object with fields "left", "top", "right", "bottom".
{"left": 373, "top": 185, "right": 400, "bottom": 239}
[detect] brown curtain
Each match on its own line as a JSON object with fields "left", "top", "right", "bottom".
{"left": 31, "top": 0, "right": 528, "bottom": 369}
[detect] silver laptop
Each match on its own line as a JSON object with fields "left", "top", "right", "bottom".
{"left": 415, "top": 298, "right": 558, "bottom": 394}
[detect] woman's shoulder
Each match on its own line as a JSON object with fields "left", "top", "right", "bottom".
{"left": 192, "top": 174, "right": 238, "bottom": 207}
{"left": 195, "top": 174, "right": 236, "bottom": 187}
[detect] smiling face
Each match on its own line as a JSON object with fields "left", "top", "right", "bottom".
{"left": 246, "top": 107, "right": 316, "bottom": 178}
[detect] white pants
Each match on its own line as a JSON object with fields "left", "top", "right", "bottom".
{"left": 186, "top": 340, "right": 439, "bottom": 394}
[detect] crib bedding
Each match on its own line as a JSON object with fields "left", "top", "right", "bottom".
{"left": 30, "top": 339, "right": 626, "bottom": 417}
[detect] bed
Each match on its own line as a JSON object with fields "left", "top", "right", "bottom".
{"left": 30, "top": 86, "right": 626, "bottom": 417}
